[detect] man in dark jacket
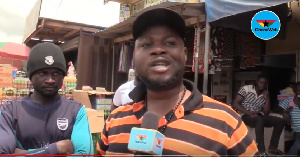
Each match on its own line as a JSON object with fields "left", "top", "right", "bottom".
{"left": 0, "top": 43, "right": 93, "bottom": 155}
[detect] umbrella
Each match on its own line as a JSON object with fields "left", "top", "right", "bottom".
{"left": 0, "top": 42, "right": 30, "bottom": 60}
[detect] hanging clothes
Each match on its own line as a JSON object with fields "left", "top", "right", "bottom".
{"left": 118, "top": 42, "right": 134, "bottom": 73}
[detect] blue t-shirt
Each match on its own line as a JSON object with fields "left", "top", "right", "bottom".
{"left": 279, "top": 98, "right": 300, "bottom": 132}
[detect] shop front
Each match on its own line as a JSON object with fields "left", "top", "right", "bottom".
{"left": 97, "top": 1, "right": 206, "bottom": 92}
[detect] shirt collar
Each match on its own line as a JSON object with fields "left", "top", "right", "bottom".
{"left": 129, "top": 79, "right": 204, "bottom": 123}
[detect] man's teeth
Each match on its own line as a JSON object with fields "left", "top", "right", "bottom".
{"left": 155, "top": 63, "right": 167, "bottom": 66}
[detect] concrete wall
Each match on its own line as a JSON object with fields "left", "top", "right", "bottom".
{"left": 266, "top": 3, "right": 300, "bottom": 55}
{"left": 266, "top": 22, "right": 300, "bottom": 55}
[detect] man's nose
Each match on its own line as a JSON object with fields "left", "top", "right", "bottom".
{"left": 45, "top": 75, "right": 56, "bottom": 84}
{"left": 150, "top": 45, "right": 166, "bottom": 55}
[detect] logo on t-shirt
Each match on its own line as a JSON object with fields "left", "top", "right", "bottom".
{"left": 57, "top": 118, "right": 68, "bottom": 130}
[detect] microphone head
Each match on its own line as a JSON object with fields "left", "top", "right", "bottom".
{"left": 141, "top": 111, "right": 159, "bottom": 130}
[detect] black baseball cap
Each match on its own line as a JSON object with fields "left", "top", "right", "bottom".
{"left": 132, "top": 8, "right": 186, "bottom": 41}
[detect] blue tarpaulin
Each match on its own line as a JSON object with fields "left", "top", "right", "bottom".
{"left": 205, "top": 0, "right": 294, "bottom": 23}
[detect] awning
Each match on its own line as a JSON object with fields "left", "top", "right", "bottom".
{"left": 0, "top": 42, "right": 30, "bottom": 60}
{"left": 97, "top": 2, "right": 205, "bottom": 43}
{"left": 205, "top": 0, "right": 294, "bottom": 23}
{"left": 207, "top": 3, "right": 291, "bottom": 39}
{"left": 24, "top": 18, "right": 105, "bottom": 52}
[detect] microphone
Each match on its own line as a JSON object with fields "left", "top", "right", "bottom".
{"left": 128, "top": 111, "right": 165, "bottom": 156}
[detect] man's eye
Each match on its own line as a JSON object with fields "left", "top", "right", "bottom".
{"left": 39, "top": 72, "right": 47, "bottom": 76}
{"left": 165, "top": 41, "right": 176, "bottom": 46}
{"left": 141, "top": 43, "right": 151, "bottom": 47}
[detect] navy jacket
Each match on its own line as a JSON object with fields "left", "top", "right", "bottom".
{"left": 0, "top": 95, "right": 93, "bottom": 155}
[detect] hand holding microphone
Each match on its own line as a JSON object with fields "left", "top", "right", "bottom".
{"left": 128, "top": 111, "right": 165, "bottom": 156}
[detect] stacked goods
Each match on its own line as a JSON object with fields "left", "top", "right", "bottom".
{"left": 16, "top": 89, "right": 30, "bottom": 99}
{"left": 13, "top": 77, "right": 29, "bottom": 89}
{"left": 92, "top": 133, "right": 101, "bottom": 155}
{"left": 2, "top": 87, "right": 17, "bottom": 100}
{"left": 64, "top": 62, "right": 77, "bottom": 99}
{"left": 96, "top": 94, "right": 112, "bottom": 111}
{"left": 0, "top": 76, "right": 77, "bottom": 103}
{"left": 64, "top": 76, "right": 77, "bottom": 99}
{"left": 64, "top": 76, "right": 77, "bottom": 90}
{"left": 0, "top": 63, "right": 79, "bottom": 104}
{"left": 13, "top": 77, "right": 31, "bottom": 99}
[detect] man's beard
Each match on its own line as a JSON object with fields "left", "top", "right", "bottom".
{"left": 139, "top": 69, "right": 184, "bottom": 91}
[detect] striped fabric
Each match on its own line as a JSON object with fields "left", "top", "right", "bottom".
{"left": 279, "top": 97, "right": 300, "bottom": 132}
{"left": 238, "top": 85, "right": 266, "bottom": 116}
{"left": 97, "top": 80, "right": 258, "bottom": 156}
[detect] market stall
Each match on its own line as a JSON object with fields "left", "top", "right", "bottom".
{"left": 203, "top": 0, "right": 293, "bottom": 101}
{"left": 98, "top": 1, "right": 206, "bottom": 92}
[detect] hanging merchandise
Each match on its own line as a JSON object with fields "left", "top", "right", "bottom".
{"left": 192, "top": 27, "right": 213, "bottom": 73}
{"left": 210, "top": 27, "right": 235, "bottom": 69}
{"left": 118, "top": 44, "right": 125, "bottom": 72}
{"left": 220, "top": 29, "right": 234, "bottom": 67}
{"left": 118, "top": 42, "right": 134, "bottom": 73}
{"left": 235, "top": 32, "right": 262, "bottom": 69}
{"left": 209, "top": 64, "right": 216, "bottom": 74}
{"left": 184, "top": 27, "right": 196, "bottom": 68}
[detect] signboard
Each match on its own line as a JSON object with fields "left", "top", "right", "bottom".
{"left": 23, "top": 0, "right": 42, "bottom": 43}
{"left": 119, "top": 4, "right": 131, "bottom": 22}
{"left": 0, "top": 64, "right": 12, "bottom": 87}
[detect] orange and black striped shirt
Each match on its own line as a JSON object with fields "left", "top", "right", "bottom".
{"left": 97, "top": 80, "right": 258, "bottom": 156}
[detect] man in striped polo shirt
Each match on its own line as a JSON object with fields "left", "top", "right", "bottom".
{"left": 97, "top": 8, "right": 258, "bottom": 156}
{"left": 233, "top": 74, "right": 285, "bottom": 156}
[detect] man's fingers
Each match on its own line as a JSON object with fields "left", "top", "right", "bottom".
{"left": 14, "top": 148, "right": 27, "bottom": 153}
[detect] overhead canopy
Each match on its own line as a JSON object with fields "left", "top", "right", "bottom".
{"left": 97, "top": 2, "right": 205, "bottom": 43}
{"left": 0, "top": 42, "right": 30, "bottom": 60}
{"left": 24, "top": 18, "right": 105, "bottom": 52}
{"left": 205, "top": 0, "right": 293, "bottom": 23}
{"left": 208, "top": 3, "right": 292, "bottom": 39}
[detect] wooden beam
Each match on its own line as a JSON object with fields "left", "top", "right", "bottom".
{"left": 97, "top": 34, "right": 117, "bottom": 39}
{"left": 113, "top": 34, "right": 133, "bottom": 43}
{"left": 168, "top": 5, "right": 204, "bottom": 17}
{"left": 44, "top": 20, "right": 101, "bottom": 33}
{"left": 106, "top": 0, "right": 139, "bottom": 4}
{"left": 185, "top": 17, "right": 198, "bottom": 26}
{"left": 35, "top": 30, "right": 80, "bottom": 41}
{"left": 101, "top": 24, "right": 132, "bottom": 35}
{"left": 112, "top": 15, "right": 204, "bottom": 44}
{"left": 62, "top": 30, "right": 80, "bottom": 40}
{"left": 185, "top": 14, "right": 205, "bottom": 26}
{"left": 36, "top": 34, "right": 63, "bottom": 40}
{"left": 97, "top": 17, "right": 135, "bottom": 36}
{"left": 51, "top": 27, "right": 62, "bottom": 33}
{"left": 59, "top": 36, "right": 79, "bottom": 52}
{"left": 182, "top": 8, "right": 203, "bottom": 17}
